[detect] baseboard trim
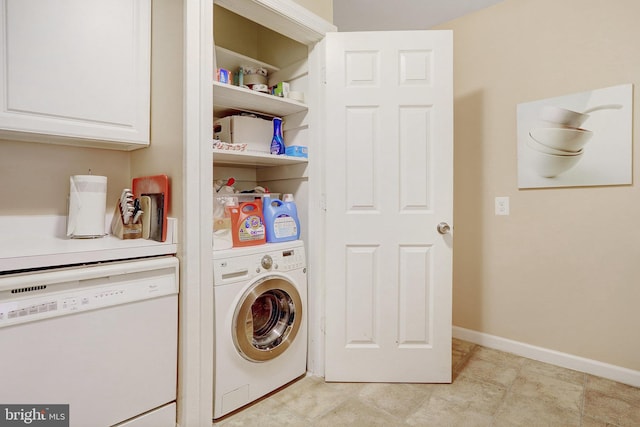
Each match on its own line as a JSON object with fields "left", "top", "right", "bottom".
{"left": 453, "top": 326, "right": 640, "bottom": 388}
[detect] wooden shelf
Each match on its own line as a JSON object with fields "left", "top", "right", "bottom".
{"left": 215, "top": 46, "right": 279, "bottom": 75}
{"left": 213, "top": 147, "right": 308, "bottom": 167}
{"left": 213, "top": 81, "right": 307, "bottom": 117}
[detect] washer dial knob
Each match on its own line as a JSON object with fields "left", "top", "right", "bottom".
{"left": 261, "top": 255, "right": 273, "bottom": 270}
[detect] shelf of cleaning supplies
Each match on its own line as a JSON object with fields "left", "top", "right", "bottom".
{"left": 213, "top": 81, "right": 307, "bottom": 118}
{"left": 212, "top": 146, "right": 308, "bottom": 167}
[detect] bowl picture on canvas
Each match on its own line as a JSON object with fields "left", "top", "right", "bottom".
{"left": 516, "top": 84, "right": 632, "bottom": 189}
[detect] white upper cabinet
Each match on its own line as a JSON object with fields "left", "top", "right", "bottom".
{"left": 0, "top": 0, "right": 151, "bottom": 150}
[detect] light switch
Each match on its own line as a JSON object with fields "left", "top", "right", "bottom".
{"left": 495, "top": 196, "right": 509, "bottom": 215}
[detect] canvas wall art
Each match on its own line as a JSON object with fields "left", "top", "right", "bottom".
{"left": 517, "top": 84, "right": 633, "bottom": 189}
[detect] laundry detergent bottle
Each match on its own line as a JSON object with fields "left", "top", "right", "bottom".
{"left": 263, "top": 194, "right": 300, "bottom": 243}
{"left": 226, "top": 201, "right": 266, "bottom": 247}
{"left": 270, "top": 117, "right": 285, "bottom": 155}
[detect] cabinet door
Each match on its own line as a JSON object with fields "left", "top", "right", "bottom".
{"left": 0, "top": 0, "right": 150, "bottom": 150}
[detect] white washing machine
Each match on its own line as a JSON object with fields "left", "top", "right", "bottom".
{"left": 213, "top": 240, "right": 307, "bottom": 420}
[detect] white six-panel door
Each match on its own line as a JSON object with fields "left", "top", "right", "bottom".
{"left": 324, "top": 31, "right": 453, "bottom": 382}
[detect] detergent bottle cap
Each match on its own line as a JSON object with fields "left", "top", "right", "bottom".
{"left": 283, "top": 193, "right": 294, "bottom": 202}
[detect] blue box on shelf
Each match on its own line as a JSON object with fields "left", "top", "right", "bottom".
{"left": 285, "top": 146, "right": 308, "bottom": 158}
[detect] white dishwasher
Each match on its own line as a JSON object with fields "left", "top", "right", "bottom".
{"left": 0, "top": 255, "right": 179, "bottom": 427}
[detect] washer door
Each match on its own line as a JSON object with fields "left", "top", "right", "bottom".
{"left": 232, "top": 276, "right": 303, "bottom": 362}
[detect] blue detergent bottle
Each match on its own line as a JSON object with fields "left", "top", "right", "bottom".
{"left": 263, "top": 194, "right": 300, "bottom": 242}
{"left": 270, "top": 117, "right": 285, "bottom": 155}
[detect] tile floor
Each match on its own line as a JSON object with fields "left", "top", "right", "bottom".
{"left": 214, "top": 339, "right": 640, "bottom": 426}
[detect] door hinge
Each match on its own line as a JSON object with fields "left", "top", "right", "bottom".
{"left": 320, "top": 194, "right": 327, "bottom": 212}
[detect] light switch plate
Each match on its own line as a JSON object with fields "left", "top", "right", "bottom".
{"left": 495, "top": 196, "right": 510, "bottom": 215}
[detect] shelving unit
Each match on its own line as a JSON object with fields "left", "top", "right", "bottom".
{"left": 181, "top": 2, "right": 336, "bottom": 426}
{"left": 213, "top": 11, "right": 310, "bottom": 169}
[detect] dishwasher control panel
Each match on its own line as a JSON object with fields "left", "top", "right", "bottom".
{"left": 0, "top": 269, "right": 178, "bottom": 328}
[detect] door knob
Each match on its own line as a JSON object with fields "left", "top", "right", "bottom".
{"left": 437, "top": 222, "right": 451, "bottom": 235}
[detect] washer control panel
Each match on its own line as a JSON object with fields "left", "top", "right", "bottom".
{"left": 215, "top": 244, "right": 306, "bottom": 283}
{"left": 267, "top": 248, "right": 305, "bottom": 272}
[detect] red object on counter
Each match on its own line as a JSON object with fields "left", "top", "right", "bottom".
{"left": 132, "top": 174, "right": 169, "bottom": 242}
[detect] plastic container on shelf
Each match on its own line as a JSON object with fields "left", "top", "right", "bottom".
{"left": 270, "top": 117, "right": 285, "bottom": 155}
{"left": 213, "top": 195, "right": 234, "bottom": 250}
{"left": 226, "top": 200, "right": 266, "bottom": 247}
{"left": 263, "top": 194, "right": 300, "bottom": 243}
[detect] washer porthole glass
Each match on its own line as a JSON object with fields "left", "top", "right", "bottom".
{"left": 233, "top": 277, "right": 302, "bottom": 362}
{"left": 249, "top": 289, "right": 294, "bottom": 350}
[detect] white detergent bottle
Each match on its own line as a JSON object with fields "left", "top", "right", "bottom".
{"left": 264, "top": 194, "right": 300, "bottom": 242}
{"left": 282, "top": 193, "right": 299, "bottom": 225}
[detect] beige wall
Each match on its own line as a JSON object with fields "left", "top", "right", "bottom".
{"left": 0, "top": 141, "right": 130, "bottom": 215}
{"left": 435, "top": 0, "right": 640, "bottom": 371}
{"left": 293, "top": 0, "right": 333, "bottom": 23}
{"left": 214, "top": 6, "right": 307, "bottom": 69}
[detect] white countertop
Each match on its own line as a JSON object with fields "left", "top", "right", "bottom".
{"left": 0, "top": 215, "right": 178, "bottom": 272}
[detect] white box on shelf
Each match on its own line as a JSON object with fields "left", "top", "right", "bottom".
{"left": 213, "top": 116, "right": 272, "bottom": 153}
